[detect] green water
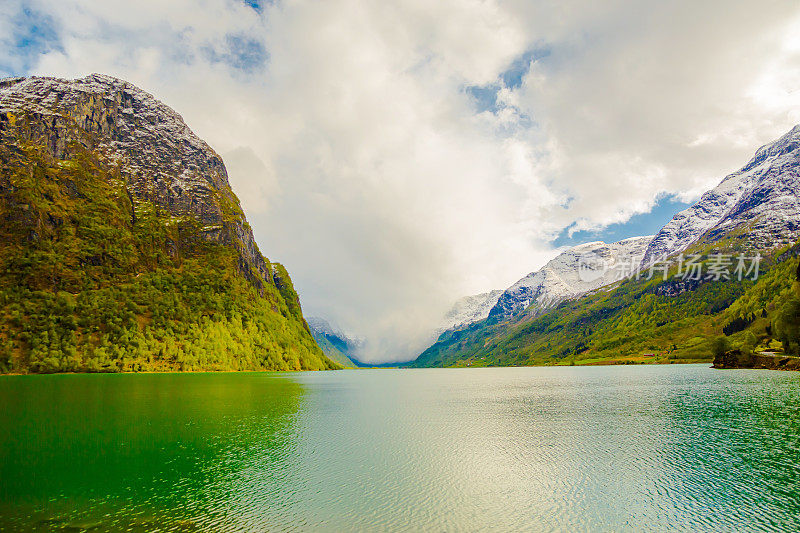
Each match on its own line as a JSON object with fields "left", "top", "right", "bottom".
{"left": 1, "top": 365, "right": 798, "bottom": 532}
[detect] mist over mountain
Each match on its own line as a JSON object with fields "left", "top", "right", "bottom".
{"left": 434, "top": 291, "right": 503, "bottom": 336}
{"left": 413, "top": 122, "right": 800, "bottom": 368}
{"left": 306, "top": 316, "right": 365, "bottom": 368}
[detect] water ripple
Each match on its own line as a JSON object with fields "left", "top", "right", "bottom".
{"left": 0, "top": 366, "right": 798, "bottom": 531}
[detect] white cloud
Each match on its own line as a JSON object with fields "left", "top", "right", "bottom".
{"left": 509, "top": 1, "right": 800, "bottom": 230}
{"left": 7, "top": 0, "right": 800, "bottom": 361}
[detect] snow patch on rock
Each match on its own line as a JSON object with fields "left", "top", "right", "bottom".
{"left": 641, "top": 124, "right": 800, "bottom": 265}
{"left": 490, "top": 236, "right": 654, "bottom": 319}
{"left": 436, "top": 290, "right": 503, "bottom": 335}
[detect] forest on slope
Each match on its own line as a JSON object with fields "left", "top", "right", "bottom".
{"left": 0, "top": 75, "right": 337, "bottom": 373}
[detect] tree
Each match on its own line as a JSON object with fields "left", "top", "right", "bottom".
{"left": 711, "top": 336, "right": 730, "bottom": 358}
{"left": 774, "top": 298, "right": 800, "bottom": 356}
{"left": 740, "top": 331, "right": 758, "bottom": 356}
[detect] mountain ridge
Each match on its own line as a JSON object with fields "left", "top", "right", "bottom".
{"left": 489, "top": 236, "right": 654, "bottom": 320}
{"left": 307, "top": 316, "right": 363, "bottom": 367}
{"left": 435, "top": 290, "right": 503, "bottom": 337}
{"left": 641, "top": 124, "right": 800, "bottom": 265}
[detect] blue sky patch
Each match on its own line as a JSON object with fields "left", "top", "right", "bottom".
{"left": 552, "top": 195, "right": 693, "bottom": 247}
{"left": 465, "top": 47, "right": 550, "bottom": 114}
{"left": 2, "top": 8, "right": 61, "bottom": 77}
{"left": 203, "top": 34, "right": 268, "bottom": 72}
{"left": 244, "top": 0, "right": 263, "bottom": 13}
{"left": 465, "top": 83, "right": 502, "bottom": 113}
{"left": 501, "top": 47, "right": 550, "bottom": 89}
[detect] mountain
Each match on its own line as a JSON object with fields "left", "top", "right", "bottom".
{"left": 431, "top": 237, "right": 653, "bottom": 348}
{"left": 0, "top": 74, "right": 338, "bottom": 373}
{"left": 490, "top": 237, "right": 654, "bottom": 319}
{"left": 411, "top": 123, "right": 800, "bottom": 368}
{"left": 436, "top": 290, "right": 503, "bottom": 336}
{"left": 642, "top": 125, "right": 800, "bottom": 265}
{"left": 307, "top": 316, "right": 363, "bottom": 368}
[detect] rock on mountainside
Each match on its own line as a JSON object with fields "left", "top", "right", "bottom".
{"left": 0, "top": 74, "right": 273, "bottom": 289}
{"left": 0, "top": 74, "right": 337, "bottom": 373}
{"left": 489, "top": 236, "right": 654, "bottom": 319}
{"left": 642, "top": 124, "right": 800, "bottom": 265}
{"left": 436, "top": 290, "right": 503, "bottom": 336}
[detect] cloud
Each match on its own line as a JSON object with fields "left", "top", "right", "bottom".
{"left": 6, "top": 0, "right": 800, "bottom": 362}
{"left": 221, "top": 147, "right": 278, "bottom": 214}
{"left": 507, "top": 0, "right": 800, "bottom": 229}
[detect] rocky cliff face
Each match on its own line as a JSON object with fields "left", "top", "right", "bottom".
{"left": 641, "top": 124, "right": 800, "bottom": 265}
{"left": 713, "top": 350, "right": 800, "bottom": 371}
{"left": 489, "top": 236, "right": 654, "bottom": 319}
{"left": 0, "top": 74, "right": 333, "bottom": 372}
{"left": 0, "top": 74, "right": 283, "bottom": 294}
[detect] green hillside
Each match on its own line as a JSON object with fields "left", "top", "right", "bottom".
{"left": 0, "top": 77, "right": 338, "bottom": 373}
{"left": 309, "top": 329, "right": 357, "bottom": 368}
{"left": 411, "top": 242, "right": 800, "bottom": 368}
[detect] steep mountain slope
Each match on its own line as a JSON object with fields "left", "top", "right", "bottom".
{"left": 490, "top": 237, "right": 654, "bottom": 319}
{"left": 412, "top": 123, "right": 800, "bottom": 368}
{"left": 436, "top": 290, "right": 503, "bottom": 336}
{"left": 642, "top": 125, "right": 800, "bottom": 265}
{"left": 0, "top": 74, "right": 337, "bottom": 373}
{"left": 307, "top": 316, "right": 362, "bottom": 368}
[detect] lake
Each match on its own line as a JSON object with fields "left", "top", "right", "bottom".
{"left": 1, "top": 365, "right": 798, "bottom": 532}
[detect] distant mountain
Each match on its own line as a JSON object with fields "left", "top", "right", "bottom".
{"left": 436, "top": 290, "right": 503, "bottom": 336}
{"left": 0, "top": 75, "right": 337, "bottom": 373}
{"left": 642, "top": 125, "right": 800, "bottom": 265}
{"left": 490, "top": 237, "right": 654, "bottom": 319}
{"left": 411, "top": 123, "right": 800, "bottom": 369}
{"left": 307, "top": 317, "right": 363, "bottom": 368}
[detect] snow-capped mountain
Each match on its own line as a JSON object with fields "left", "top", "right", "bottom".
{"left": 0, "top": 74, "right": 278, "bottom": 286}
{"left": 641, "top": 124, "right": 800, "bottom": 265}
{"left": 307, "top": 316, "right": 346, "bottom": 339}
{"left": 436, "top": 290, "right": 503, "bottom": 335}
{"left": 490, "top": 236, "right": 654, "bottom": 319}
{"left": 307, "top": 316, "right": 364, "bottom": 367}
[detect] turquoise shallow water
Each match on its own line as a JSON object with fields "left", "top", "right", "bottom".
{"left": 1, "top": 364, "right": 799, "bottom": 532}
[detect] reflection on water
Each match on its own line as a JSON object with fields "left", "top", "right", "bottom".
{"left": 1, "top": 365, "right": 799, "bottom": 531}
{"left": 0, "top": 373, "right": 306, "bottom": 531}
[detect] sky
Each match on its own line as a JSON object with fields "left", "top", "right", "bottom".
{"left": 3, "top": 0, "right": 800, "bottom": 362}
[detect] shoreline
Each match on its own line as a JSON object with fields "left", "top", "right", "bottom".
{"left": 713, "top": 351, "right": 800, "bottom": 371}
{"left": 5, "top": 356, "right": 800, "bottom": 375}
